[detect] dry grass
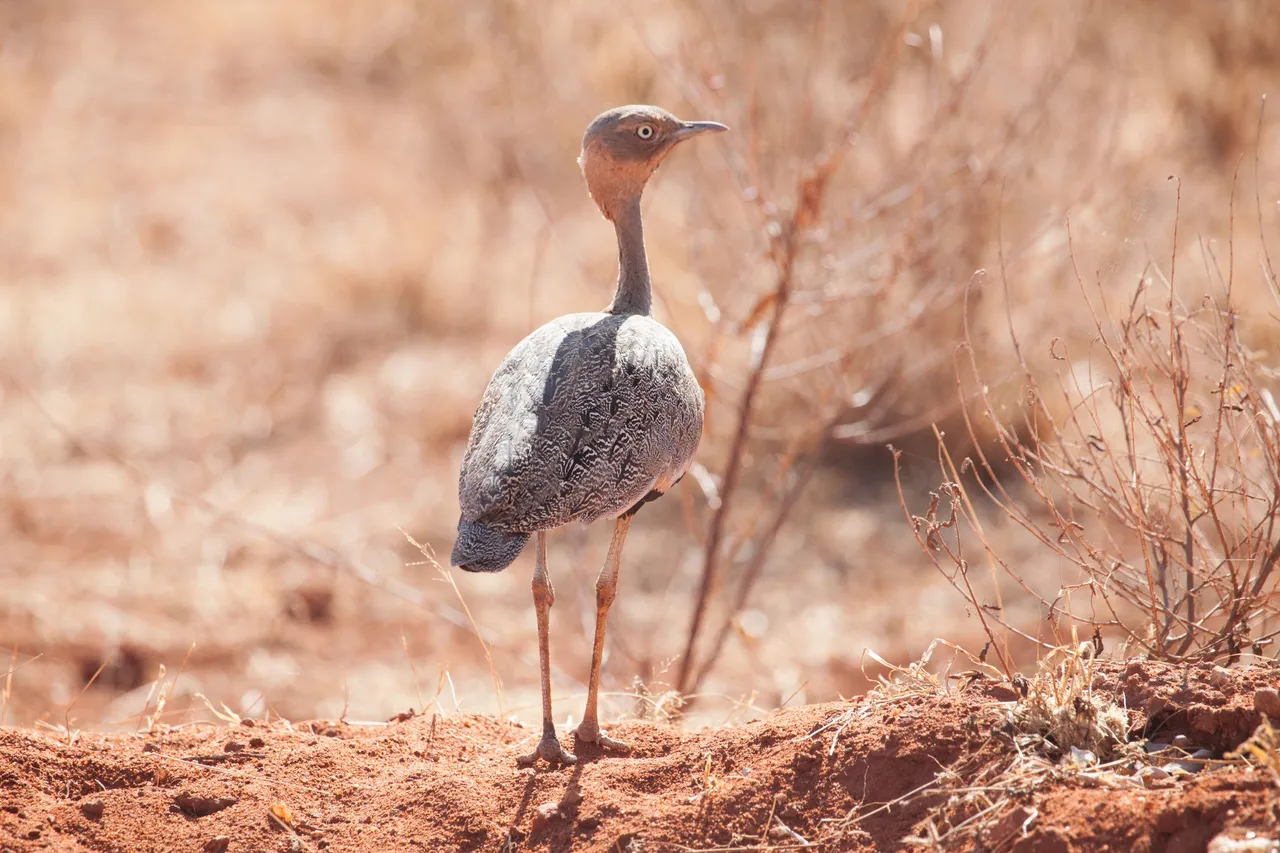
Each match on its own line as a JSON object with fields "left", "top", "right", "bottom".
{"left": 0, "top": 0, "right": 1278, "bottom": 731}
{"left": 1003, "top": 644, "right": 1129, "bottom": 762}
{"left": 832, "top": 647, "right": 1271, "bottom": 849}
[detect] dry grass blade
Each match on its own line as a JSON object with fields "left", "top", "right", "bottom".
{"left": 57, "top": 655, "right": 111, "bottom": 746}
{"left": 1, "top": 648, "right": 41, "bottom": 728}
{"left": 194, "top": 693, "right": 243, "bottom": 726}
{"left": 0, "top": 645, "right": 14, "bottom": 728}
{"left": 402, "top": 633, "right": 426, "bottom": 714}
{"left": 401, "top": 529, "right": 504, "bottom": 716}
{"left": 1228, "top": 717, "right": 1280, "bottom": 788}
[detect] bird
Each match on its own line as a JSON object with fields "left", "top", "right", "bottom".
{"left": 450, "top": 105, "right": 727, "bottom": 766}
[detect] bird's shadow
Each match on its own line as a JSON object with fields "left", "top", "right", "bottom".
{"left": 504, "top": 760, "right": 588, "bottom": 852}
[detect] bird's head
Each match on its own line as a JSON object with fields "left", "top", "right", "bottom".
{"left": 578, "top": 105, "right": 727, "bottom": 222}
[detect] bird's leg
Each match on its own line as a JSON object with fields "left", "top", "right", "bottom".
{"left": 516, "top": 531, "right": 577, "bottom": 767}
{"left": 576, "top": 515, "right": 632, "bottom": 752}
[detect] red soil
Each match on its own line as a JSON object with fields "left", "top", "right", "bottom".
{"left": 2, "top": 661, "right": 1278, "bottom": 852}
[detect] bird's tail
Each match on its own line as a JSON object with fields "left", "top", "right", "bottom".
{"left": 450, "top": 519, "right": 530, "bottom": 573}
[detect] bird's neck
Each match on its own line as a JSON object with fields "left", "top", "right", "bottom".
{"left": 607, "top": 196, "right": 652, "bottom": 316}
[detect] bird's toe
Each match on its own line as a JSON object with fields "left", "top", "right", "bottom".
{"left": 596, "top": 733, "right": 630, "bottom": 752}
{"left": 517, "top": 736, "right": 578, "bottom": 767}
{"left": 575, "top": 722, "right": 630, "bottom": 753}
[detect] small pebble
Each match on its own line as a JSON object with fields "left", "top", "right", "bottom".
{"left": 174, "top": 794, "right": 238, "bottom": 818}
{"left": 1069, "top": 746, "right": 1098, "bottom": 766}
{"left": 80, "top": 800, "right": 104, "bottom": 821}
{"left": 203, "top": 838, "right": 230, "bottom": 853}
{"left": 1209, "top": 666, "right": 1232, "bottom": 688}
{"left": 1254, "top": 688, "right": 1280, "bottom": 719}
{"left": 1162, "top": 758, "right": 1206, "bottom": 775}
{"left": 1137, "top": 766, "right": 1171, "bottom": 788}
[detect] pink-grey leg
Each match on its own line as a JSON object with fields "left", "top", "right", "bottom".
{"left": 575, "top": 515, "right": 632, "bottom": 752}
{"left": 516, "top": 531, "right": 577, "bottom": 766}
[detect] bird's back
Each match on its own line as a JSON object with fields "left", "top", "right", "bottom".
{"left": 457, "top": 311, "right": 703, "bottom": 539}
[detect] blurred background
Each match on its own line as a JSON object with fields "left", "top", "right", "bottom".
{"left": 1, "top": 0, "right": 1277, "bottom": 730}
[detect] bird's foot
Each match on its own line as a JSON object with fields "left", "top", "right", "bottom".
{"left": 516, "top": 735, "right": 578, "bottom": 767}
{"left": 575, "top": 720, "right": 630, "bottom": 753}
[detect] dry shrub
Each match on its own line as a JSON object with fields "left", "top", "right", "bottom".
{"left": 658, "top": 0, "right": 1280, "bottom": 694}
{"left": 665, "top": 0, "right": 1133, "bottom": 694}
{"left": 902, "top": 168, "right": 1280, "bottom": 666}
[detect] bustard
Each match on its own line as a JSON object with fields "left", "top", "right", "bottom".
{"left": 450, "top": 105, "right": 726, "bottom": 766}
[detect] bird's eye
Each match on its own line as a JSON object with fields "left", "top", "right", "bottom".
{"left": 636, "top": 124, "right": 655, "bottom": 140}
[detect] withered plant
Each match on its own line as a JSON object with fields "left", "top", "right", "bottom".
{"left": 902, "top": 163, "right": 1280, "bottom": 668}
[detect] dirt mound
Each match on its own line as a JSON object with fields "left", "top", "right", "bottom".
{"left": 1, "top": 662, "right": 1278, "bottom": 852}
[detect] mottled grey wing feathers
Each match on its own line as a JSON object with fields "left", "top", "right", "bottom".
{"left": 456, "top": 311, "right": 703, "bottom": 536}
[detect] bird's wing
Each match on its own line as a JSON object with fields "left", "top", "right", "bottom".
{"left": 457, "top": 312, "right": 703, "bottom": 532}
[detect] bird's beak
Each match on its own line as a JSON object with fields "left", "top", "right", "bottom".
{"left": 674, "top": 120, "right": 729, "bottom": 141}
